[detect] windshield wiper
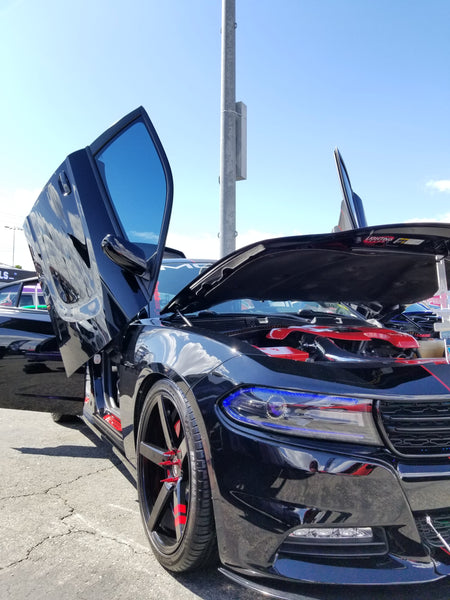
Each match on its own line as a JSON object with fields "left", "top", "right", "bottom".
{"left": 175, "top": 308, "right": 192, "bottom": 327}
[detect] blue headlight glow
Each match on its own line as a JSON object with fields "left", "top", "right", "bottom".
{"left": 221, "top": 387, "right": 382, "bottom": 445}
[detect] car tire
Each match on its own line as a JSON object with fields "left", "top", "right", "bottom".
{"left": 51, "top": 413, "right": 77, "bottom": 423}
{"left": 136, "top": 379, "right": 217, "bottom": 572}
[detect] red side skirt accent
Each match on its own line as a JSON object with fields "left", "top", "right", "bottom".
{"left": 102, "top": 413, "right": 122, "bottom": 432}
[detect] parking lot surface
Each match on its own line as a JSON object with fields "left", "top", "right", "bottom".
{"left": 2, "top": 409, "right": 450, "bottom": 600}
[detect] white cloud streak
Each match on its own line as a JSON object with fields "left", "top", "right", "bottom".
{"left": 426, "top": 179, "right": 450, "bottom": 193}
{"left": 166, "top": 228, "right": 303, "bottom": 260}
{"left": 0, "top": 188, "right": 39, "bottom": 268}
{"left": 405, "top": 212, "right": 450, "bottom": 224}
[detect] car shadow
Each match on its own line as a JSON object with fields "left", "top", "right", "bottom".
{"left": 12, "top": 416, "right": 136, "bottom": 486}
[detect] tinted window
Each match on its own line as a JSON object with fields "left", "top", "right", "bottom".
{"left": 0, "top": 282, "right": 46, "bottom": 310}
{"left": 19, "top": 293, "right": 35, "bottom": 307}
{"left": 157, "top": 261, "right": 212, "bottom": 306}
{"left": 0, "top": 283, "right": 20, "bottom": 306}
{"left": 95, "top": 120, "right": 167, "bottom": 255}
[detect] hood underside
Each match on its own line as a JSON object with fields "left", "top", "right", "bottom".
{"left": 163, "top": 224, "right": 450, "bottom": 315}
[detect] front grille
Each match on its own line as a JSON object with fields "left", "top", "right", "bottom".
{"left": 416, "top": 512, "right": 450, "bottom": 550}
{"left": 377, "top": 399, "right": 450, "bottom": 457}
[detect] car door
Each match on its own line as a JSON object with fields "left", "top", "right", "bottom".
{"left": 334, "top": 148, "right": 367, "bottom": 231}
{"left": 22, "top": 107, "right": 173, "bottom": 381}
{"left": 0, "top": 278, "right": 84, "bottom": 414}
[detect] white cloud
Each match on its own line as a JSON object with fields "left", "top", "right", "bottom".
{"left": 166, "top": 231, "right": 219, "bottom": 259}
{"left": 0, "top": 228, "right": 34, "bottom": 269}
{"left": 0, "top": 188, "right": 40, "bottom": 269}
{"left": 426, "top": 179, "right": 450, "bottom": 193}
{"left": 405, "top": 212, "right": 450, "bottom": 224}
{"left": 166, "top": 228, "right": 302, "bottom": 260}
{"left": 236, "top": 228, "right": 301, "bottom": 247}
{"left": 0, "top": 188, "right": 39, "bottom": 225}
{"left": 435, "top": 212, "right": 450, "bottom": 222}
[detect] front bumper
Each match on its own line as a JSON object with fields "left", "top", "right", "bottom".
{"left": 210, "top": 415, "right": 450, "bottom": 586}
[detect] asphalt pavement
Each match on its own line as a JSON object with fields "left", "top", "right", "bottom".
{"left": 2, "top": 408, "right": 450, "bottom": 600}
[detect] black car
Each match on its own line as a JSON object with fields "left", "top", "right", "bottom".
{"left": 4, "top": 107, "right": 450, "bottom": 595}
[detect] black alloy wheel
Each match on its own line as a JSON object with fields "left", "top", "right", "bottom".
{"left": 136, "top": 379, "right": 217, "bottom": 572}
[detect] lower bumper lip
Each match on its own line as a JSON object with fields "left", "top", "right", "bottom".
{"left": 219, "top": 558, "right": 447, "bottom": 592}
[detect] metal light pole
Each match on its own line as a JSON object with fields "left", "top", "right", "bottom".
{"left": 4, "top": 225, "right": 23, "bottom": 266}
{"left": 219, "top": 0, "right": 237, "bottom": 258}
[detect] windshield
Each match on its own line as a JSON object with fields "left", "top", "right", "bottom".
{"left": 157, "top": 260, "right": 212, "bottom": 307}
{"left": 195, "top": 299, "right": 365, "bottom": 320}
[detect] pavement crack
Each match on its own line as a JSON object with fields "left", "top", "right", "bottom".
{"left": 0, "top": 461, "right": 145, "bottom": 574}
{"left": 0, "top": 531, "right": 70, "bottom": 571}
{"left": 0, "top": 525, "right": 150, "bottom": 572}
{"left": 45, "top": 462, "right": 120, "bottom": 495}
{"left": 66, "top": 524, "right": 151, "bottom": 555}
{"left": 0, "top": 462, "right": 119, "bottom": 502}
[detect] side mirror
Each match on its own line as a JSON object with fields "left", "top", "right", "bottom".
{"left": 101, "top": 234, "right": 148, "bottom": 277}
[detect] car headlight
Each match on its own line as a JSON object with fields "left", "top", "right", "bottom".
{"left": 221, "top": 387, "right": 382, "bottom": 445}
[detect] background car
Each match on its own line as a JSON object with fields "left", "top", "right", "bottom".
{"left": 0, "top": 278, "right": 45, "bottom": 309}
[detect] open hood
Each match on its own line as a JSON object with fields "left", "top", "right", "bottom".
{"left": 163, "top": 223, "right": 450, "bottom": 315}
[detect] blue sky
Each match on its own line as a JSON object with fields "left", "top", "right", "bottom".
{"left": 1, "top": 0, "right": 449, "bottom": 269}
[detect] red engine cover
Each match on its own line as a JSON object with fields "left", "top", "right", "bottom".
{"left": 267, "top": 325, "right": 419, "bottom": 349}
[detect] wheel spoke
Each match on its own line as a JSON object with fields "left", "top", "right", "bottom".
{"left": 147, "top": 481, "right": 173, "bottom": 532}
{"left": 158, "top": 395, "right": 175, "bottom": 449}
{"left": 139, "top": 440, "right": 166, "bottom": 465}
{"left": 177, "top": 436, "right": 187, "bottom": 462}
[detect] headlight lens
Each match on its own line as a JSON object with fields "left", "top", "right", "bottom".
{"left": 221, "top": 387, "right": 382, "bottom": 445}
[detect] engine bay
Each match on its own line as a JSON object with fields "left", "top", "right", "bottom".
{"left": 181, "top": 312, "right": 446, "bottom": 363}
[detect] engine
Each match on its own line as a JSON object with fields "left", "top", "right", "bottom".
{"left": 261, "top": 324, "right": 420, "bottom": 362}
